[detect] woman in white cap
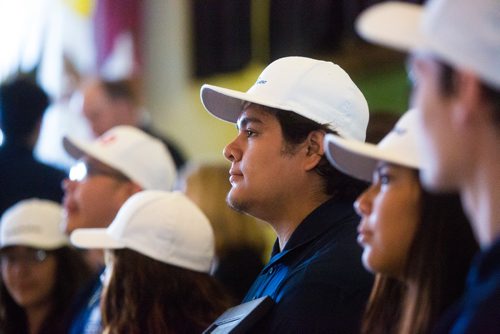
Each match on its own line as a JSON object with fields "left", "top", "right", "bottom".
{"left": 70, "top": 190, "right": 231, "bottom": 334}
{"left": 324, "top": 110, "right": 478, "bottom": 334}
{"left": 0, "top": 199, "right": 92, "bottom": 334}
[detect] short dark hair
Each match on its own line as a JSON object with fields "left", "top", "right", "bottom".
{"left": 0, "top": 76, "right": 49, "bottom": 144}
{"left": 438, "top": 60, "right": 500, "bottom": 126}
{"left": 260, "top": 105, "right": 368, "bottom": 201}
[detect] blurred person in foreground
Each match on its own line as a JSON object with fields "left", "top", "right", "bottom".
{"left": 356, "top": 0, "right": 500, "bottom": 332}
{"left": 325, "top": 110, "right": 478, "bottom": 334}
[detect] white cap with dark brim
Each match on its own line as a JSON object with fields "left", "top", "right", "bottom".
{"left": 324, "top": 110, "right": 421, "bottom": 182}
{"left": 71, "top": 191, "right": 215, "bottom": 273}
{"left": 201, "top": 56, "right": 369, "bottom": 141}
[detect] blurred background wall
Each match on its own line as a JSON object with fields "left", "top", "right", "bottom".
{"left": 0, "top": 0, "right": 415, "bottom": 165}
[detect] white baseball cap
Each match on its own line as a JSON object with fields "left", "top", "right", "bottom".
{"left": 0, "top": 199, "right": 68, "bottom": 250}
{"left": 200, "top": 56, "right": 369, "bottom": 141}
{"left": 356, "top": 0, "right": 500, "bottom": 89}
{"left": 63, "top": 125, "right": 177, "bottom": 191}
{"left": 70, "top": 191, "right": 215, "bottom": 273}
{"left": 324, "top": 109, "right": 420, "bottom": 182}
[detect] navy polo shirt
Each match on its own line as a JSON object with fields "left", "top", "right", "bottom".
{"left": 243, "top": 198, "right": 373, "bottom": 333}
{"left": 434, "top": 238, "right": 500, "bottom": 334}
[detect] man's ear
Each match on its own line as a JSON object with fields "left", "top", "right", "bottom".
{"left": 303, "top": 130, "right": 325, "bottom": 171}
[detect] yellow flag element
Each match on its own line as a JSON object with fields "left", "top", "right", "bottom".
{"left": 63, "top": 0, "right": 95, "bottom": 18}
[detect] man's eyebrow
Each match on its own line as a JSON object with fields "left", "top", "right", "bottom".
{"left": 236, "top": 116, "right": 263, "bottom": 130}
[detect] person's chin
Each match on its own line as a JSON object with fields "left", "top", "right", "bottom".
{"left": 226, "top": 188, "right": 247, "bottom": 214}
{"left": 361, "top": 250, "right": 376, "bottom": 274}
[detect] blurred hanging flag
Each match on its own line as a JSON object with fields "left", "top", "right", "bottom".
{"left": 93, "top": 0, "right": 143, "bottom": 79}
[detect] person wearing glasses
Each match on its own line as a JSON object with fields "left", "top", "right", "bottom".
{"left": 0, "top": 199, "right": 92, "bottom": 334}
{"left": 61, "top": 125, "right": 177, "bottom": 334}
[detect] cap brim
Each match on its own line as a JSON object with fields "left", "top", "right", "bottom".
{"left": 200, "top": 84, "right": 292, "bottom": 123}
{"left": 70, "top": 228, "right": 125, "bottom": 250}
{"left": 325, "top": 134, "right": 382, "bottom": 182}
{"left": 63, "top": 135, "right": 86, "bottom": 160}
{"left": 356, "top": 2, "right": 425, "bottom": 52}
{"left": 62, "top": 135, "right": 118, "bottom": 173}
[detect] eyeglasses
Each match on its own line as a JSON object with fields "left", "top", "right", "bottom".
{"left": 0, "top": 248, "right": 50, "bottom": 266}
{"left": 69, "top": 160, "right": 130, "bottom": 182}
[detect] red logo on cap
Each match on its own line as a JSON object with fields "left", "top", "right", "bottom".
{"left": 98, "top": 134, "right": 117, "bottom": 146}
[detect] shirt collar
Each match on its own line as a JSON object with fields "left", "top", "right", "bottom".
{"left": 271, "top": 198, "right": 356, "bottom": 257}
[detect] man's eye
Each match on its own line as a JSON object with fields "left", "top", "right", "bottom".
{"left": 379, "top": 174, "right": 391, "bottom": 185}
{"left": 246, "top": 130, "right": 256, "bottom": 137}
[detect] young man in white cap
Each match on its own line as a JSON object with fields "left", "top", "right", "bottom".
{"left": 62, "top": 125, "right": 177, "bottom": 334}
{"left": 355, "top": 0, "right": 500, "bottom": 332}
{"left": 200, "top": 56, "right": 373, "bottom": 333}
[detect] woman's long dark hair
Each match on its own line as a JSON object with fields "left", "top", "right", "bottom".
{"left": 361, "top": 171, "right": 479, "bottom": 334}
{"left": 101, "top": 249, "right": 232, "bottom": 334}
{"left": 0, "top": 246, "right": 92, "bottom": 334}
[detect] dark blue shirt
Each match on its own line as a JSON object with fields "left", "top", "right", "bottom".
{"left": 0, "top": 144, "right": 66, "bottom": 215}
{"left": 243, "top": 198, "right": 373, "bottom": 333}
{"left": 68, "top": 270, "right": 103, "bottom": 334}
{"left": 435, "top": 238, "right": 500, "bottom": 334}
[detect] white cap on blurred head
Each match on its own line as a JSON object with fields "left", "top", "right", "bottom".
{"left": 200, "top": 56, "right": 369, "bottom": 141}
{"left": 324, "top": 110, "right": 420, "bottom": 182}
{"left": 70, "top": 191, "right": 215, "bottom": 273}
{"left": 63, "top": 125, "right": 177, "bottom": 191}
{"left": 1, "top": 199, "right": 68, "bottom": 250}
{"left": 356, "top": 0, "right": 500, "bottom": 89}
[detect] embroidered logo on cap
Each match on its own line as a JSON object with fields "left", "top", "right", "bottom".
{"left": 98, "top": 134, "right": 117, "bottom": 146}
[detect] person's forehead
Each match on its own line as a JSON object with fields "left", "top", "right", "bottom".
{"left": 236, "top": 104, "right": 276, "bottom": 128}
